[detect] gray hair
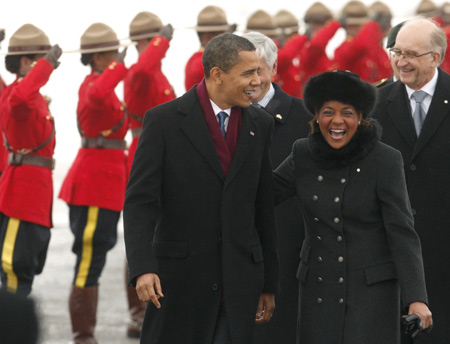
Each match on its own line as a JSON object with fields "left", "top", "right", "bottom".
{"left": 202, "top": 33, "right": 256, "bottom": 78}
{"left": 401, "top": 17, "right": 447, "bottom": 64}
{"left": 241, "top": 31, "right": 278, "bottom": 69}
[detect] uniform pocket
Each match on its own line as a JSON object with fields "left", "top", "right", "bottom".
{"left": 154, "top": 241, "right": 188, "bottom": 258}
{"left": 364, "top": 261, "right": 398, "bottom": 285}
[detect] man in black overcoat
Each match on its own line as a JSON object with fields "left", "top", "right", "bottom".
{"left": 371, "top": 18, "right": 447, "bottom": 343}
{"left": 123, "top": 33, "right": 279, "bottom": 344}
{"left": 242, "top": 32, "right": 311, "bottom": 344}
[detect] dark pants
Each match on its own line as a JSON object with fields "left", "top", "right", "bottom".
{"left": 0, "top": 214, "right": 50, "bottom": 296}
{"left": 213, "top": 304, "right": 232, "bottom": 344}
{"left": 69, "top": 205, "right": 119, "bottom": 287}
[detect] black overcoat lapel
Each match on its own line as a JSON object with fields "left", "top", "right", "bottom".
{"left": 178, "top": 90, "right": 225, "bottom": 181}
{"left": 386, "top": 81, "right": 418, "bottom": 150}
{"left": 412, "top": 69, "right": 450, "bottom": 159}
{"left": 225, "top": 107, "right": 258, "bottom": 187}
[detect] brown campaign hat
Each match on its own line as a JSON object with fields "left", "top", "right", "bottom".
{"left": 369, "top": 1, "right": 392, "bottom": 17}
{"left": 440, "top": 2, "right": 450, "bottom": 24}
{"left": 246, "top": 10, "right": 281, "bottom": 37}
{"left": 7, "top": 23, "right": 51, "bottom": 55}
{"left": 304, "top": 2, "right": 333, "bottom": 24}
{"left": 274, "top": 10, "right": 299, "bottom": 35}
{"left": 416, "top": 0, "right": 438, "bottom": 16}
{"left": 341, "top": 0, "right": 369, "bottom": 25}
{"left": 193, "top": 5, "right": 231, "bottom": 32}
{"left": 79, "top": 22, "right": 127, "bottom": 54}
{"left": 129, "top": 12, "right": 163, "bottom": 40}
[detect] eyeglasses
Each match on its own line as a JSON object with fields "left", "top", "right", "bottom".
{"left": 389, "top": 49, "right": 434, "bottom": 61}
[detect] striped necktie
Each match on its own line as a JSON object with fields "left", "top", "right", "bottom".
{"left": 411, "top": 90, "right": 427, "bottom": 136}
{"left": 218, "top": 111, "right": 228, "bottom": 137}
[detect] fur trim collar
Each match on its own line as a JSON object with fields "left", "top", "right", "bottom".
{"left": 308, "top": 119, "right": 382, "bottom": 169}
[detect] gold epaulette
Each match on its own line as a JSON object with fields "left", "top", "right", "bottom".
{"left": 373, "top": 78, "right": 388, "bottom": 88}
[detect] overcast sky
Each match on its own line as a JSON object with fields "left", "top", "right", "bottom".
{"left": 0, "top": 0, "right": 433, "bottom": 163}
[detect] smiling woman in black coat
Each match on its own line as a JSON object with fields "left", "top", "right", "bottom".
{"left": 274, "top": 71, "right": 432, "bottom": 344}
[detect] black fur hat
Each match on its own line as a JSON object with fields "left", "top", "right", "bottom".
{"left": 303, "top": 70, "right": 377, "bottom": 118}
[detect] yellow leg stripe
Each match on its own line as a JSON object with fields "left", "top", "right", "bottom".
{"left": 75, "top": 206, "right": 99, "bottom": 288}
{"left": 1, "top": 218, "right": 20, "bottom": 293}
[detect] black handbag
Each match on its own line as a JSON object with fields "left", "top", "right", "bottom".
{"left": 401, "top": 314, "right": 433, "bottom": 338}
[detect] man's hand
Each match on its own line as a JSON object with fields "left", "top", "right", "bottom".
{"left": 409, "top": 301, "right": 433, "bottom": 330}
{"left": 43, "top": 44, "right": 62, "bottom": 69}
{"left": 255, "top": 293, "right": 275, "bottom": 324}
{"left": 136, "top": 273, "right": 164, "bottom": 308}
{"left": 116, "top": 47, "right": 127, "bottom": 64}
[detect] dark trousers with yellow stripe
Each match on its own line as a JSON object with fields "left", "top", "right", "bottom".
{"left": 69, "top": 205, "right": 119, "bottom": 288}
{"left": 0, "top": 213, "right": 51, "bottom": 296}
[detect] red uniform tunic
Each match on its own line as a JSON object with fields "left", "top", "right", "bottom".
{"left": 299, "top": 20, "right": 341, "bottom": 89}
{"left": 184, "top": 49, "right": 204, "bottom": 92}
{"left": 440, "top": 25, "right": 450, "bottom": 74}
{"left": 0, "top": 59, "right": 55, "bottom": 228}
{"left": 332, "top": 21, "right": 392, "bottom": 83}
{"left": 59, "top": 61, "right": 128, "bottom": 212}
{"left": 276, "top": 34, "right": 307, "bottom": 98}
{"left": 125, "top": 36, "right": 175, "bottom": 168}
{"left": 0, "top": 77, "right": 7, "bottom": 174}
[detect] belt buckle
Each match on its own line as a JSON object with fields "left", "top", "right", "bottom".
{"left": 9, "top": 152, "right": 24, "bottom": 166}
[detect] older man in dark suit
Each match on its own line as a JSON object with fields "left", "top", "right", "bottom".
{"left": 124, "top": 33, "right": 279, "bottom": 344}
{"left": 241, "top": 31, "right": 311, "bottom": 344}
{"left": 371, "top": 18, "right": 448, "bottom": 343}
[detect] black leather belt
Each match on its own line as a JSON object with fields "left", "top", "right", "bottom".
{"left": 81, "top": 137, "right": 127, "bottom": 149}
{"left": 8, "top": 152, "right": 55, "bottom": 170}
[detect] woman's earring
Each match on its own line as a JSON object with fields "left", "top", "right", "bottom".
{"left": 358, "top": 121, "right": 361, "bottom": 125}
{"left": 316, "top": 120, "right": 319, "bottom": 123}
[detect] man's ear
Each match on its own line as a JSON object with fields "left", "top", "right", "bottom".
{"left": 272, "top": 60, "right": 278, "bottom": 77}
{"left": 210, "top": 67, "right": 223, "bottom": 84}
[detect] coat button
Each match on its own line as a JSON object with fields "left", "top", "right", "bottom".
{"left": 318, "top": 257, "right": 323, "bottom": 262}
{"left": 338, "top": 256, "right": 344, "bottom": 263}
{"left": 410, "top": 164, "right": 416, "bottom": 171}
{"left": 314, "top": 217, "right": 319, "bottom": 222}
{"left": 337, "top": 235, "right": 343, "bottom": 242}
{"left": 317, "top": 298, "right": 323, "bottom": 304}
{"left": 339, "top": 298, "right": 344, "bottom": 304}
{"left": 338, "top": 277, "right": 344, "bottom": 283}
{"left": 334, "top": 217, "right": 340, "bottom": 224}
{"left": 211, "top": 284, "right": 218, "bottom": 291}
{"left": 412, "top": 208, "right": 416, "bottom": 215}
{"left": 317, "top": 277, "right": 323, "bottom": 283}
{"left": 317, "top": 175, "right": 323, "bottom": 182}
{"left": 334, "top": 197, "right": 340, "bottom": 203}
{"left": 340, "top": 178, "right": 346, "bottom": 184}
{"left": 313, "top": 195, "right": 318, "bottom": 201}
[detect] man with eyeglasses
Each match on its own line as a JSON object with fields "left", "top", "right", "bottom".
{"left": 372, "top": 17, "right": 449, "bottom": 343}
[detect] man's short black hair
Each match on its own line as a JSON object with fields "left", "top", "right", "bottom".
{"left": 202, "top": 33, "right": 255, "bottom": 78}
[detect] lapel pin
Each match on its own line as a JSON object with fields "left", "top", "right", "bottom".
{"left": 356, "top": 168, "right": 361, "bottom": 172}
{"left": 276, "top": 114, "right": 283, "bottom": 120}
{"left": 445, "top": 100, "right": 449, "bottom": 104}
{"left": 250, "top": 131, "right": 255, "bottom": 136}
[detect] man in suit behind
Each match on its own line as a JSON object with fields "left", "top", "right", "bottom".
{"left": 124, "top": 33, "right": 279, "bottom": 344}
{"left": 241, "top": 31, "right": 311, "bottom": 344}
{"left": 371, "top": 18, "right": 448, "bottom": 343}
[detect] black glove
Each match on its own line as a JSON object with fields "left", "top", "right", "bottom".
{"left": 43, "top": 44, "right": 62, "bottom": 69}
{"left": 226, "top": 23, "right": 237, "bottom": 34}
{"left": 0, "top": 29, "right": 5, "bottom": 44}
{"left": 116, "top": 47, "right": 127, "bottom": 63}
{"left": 158, "top": 24, "right": 173, "bottom": 40}
{"left": 338, "top": 14, "right": 347, "bottom": 28}
{"left": 371, "top": 12, "right": 391, "bottom": 33}
{"left": 401, "top": 314, "right": 433, "bottom": 339}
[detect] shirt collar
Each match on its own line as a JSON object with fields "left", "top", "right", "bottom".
{"left": 210, "top": 100, "right": 231, "bottom": 116}
{"left": 255, "top": 83, "right": 275, "bottom": 108}
{"left": 405, "top": 67, "right": 438, "bottom": 99}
